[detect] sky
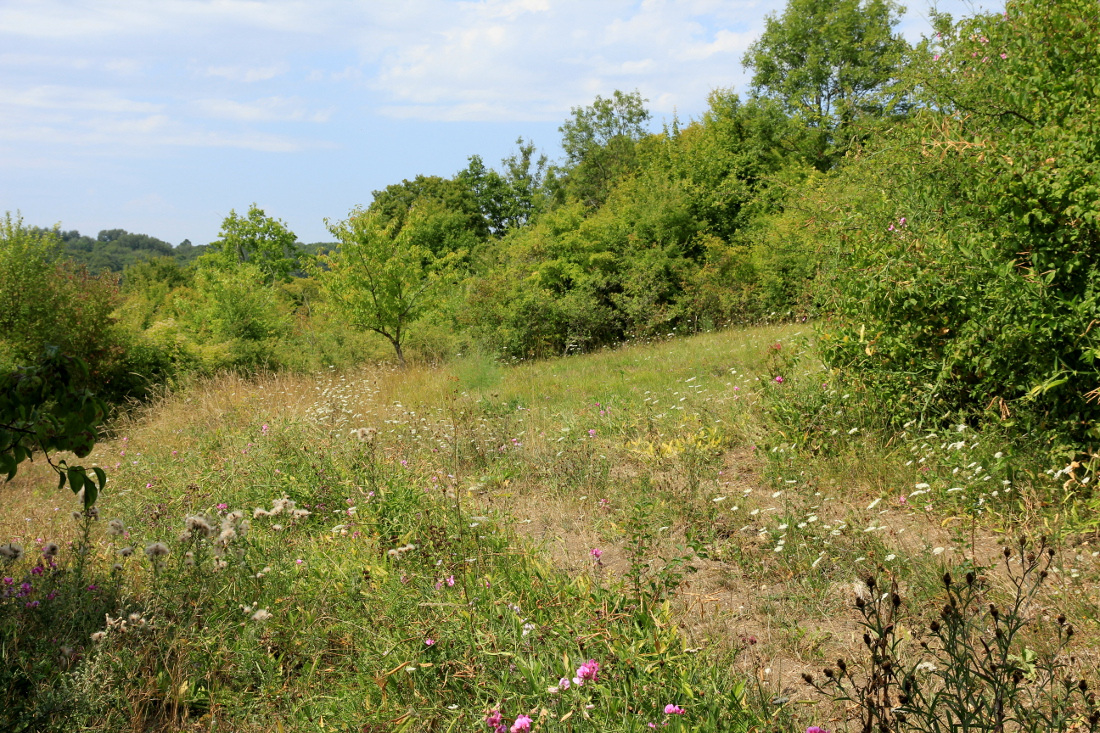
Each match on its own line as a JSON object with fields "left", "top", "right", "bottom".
{"left": 0, "top": 0, "right": 998, "bottom": 246}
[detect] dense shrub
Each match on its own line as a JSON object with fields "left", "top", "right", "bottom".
{"left": 815, "top": 0, "right": 1100, "bottom": 446}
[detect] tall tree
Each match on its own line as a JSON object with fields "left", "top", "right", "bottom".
{"left": 207, "top": 204, "right": 301, "bottom": 285}
{"left": 742, "top": 0, "right": 908, "bottom": 165}
{"left": 557, "top": 90, "right": 652, "bottom": 206}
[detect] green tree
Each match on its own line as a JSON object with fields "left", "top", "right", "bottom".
{"left": 369, "top": 175, "right": 487, "bottom": 242}
{"left": 319, "top": 203, "right": 469, "bottom": 366}
{"left": 207, "top": 204, "right": 301, "bottom": 285}
{"left": 458, "top": 138, "right": 550, "bottom": 236}
{"left": 742, "top": 0, "right": 908, "bottom": 165}
{"left": 557, "top": 90, "right": 652, "bottom": 206}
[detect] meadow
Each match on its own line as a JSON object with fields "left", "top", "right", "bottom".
{"left": 3, "top": 322, "right": 1099, "bottom": 732}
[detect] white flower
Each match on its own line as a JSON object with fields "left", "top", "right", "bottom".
{"left": 251, "top": 609, "right": 273, "bottom": 622}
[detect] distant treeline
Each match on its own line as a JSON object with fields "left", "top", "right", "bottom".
{"left": 50, "top": 228, "right": 333, "bottom": 274}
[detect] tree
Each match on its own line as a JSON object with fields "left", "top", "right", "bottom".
{"left": 557, "top": 90, "right": 652, "bottom": 206}
{"left": 459, "top": 138, "right": 550, "bottom": 237}
{"left": 207, "top": 204, "right": 301, "bottom": 285}
{"left": 742, "top": 0, "right": 908, "bottom": 165}
{"left": 318, "top": 203, "right": 469, "bottom": 366}
{"left": 369, "top": 175, "right": 487, "bottom": 241}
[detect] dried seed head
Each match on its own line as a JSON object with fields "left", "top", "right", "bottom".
{"left": 865, "top": 576, "right": 876, "bottom": 591}
{"left": 930, "top": 621, "right": 941, "bottom": 633}
{"left": 824, "top": 668, "right": 835, "bottom": 678}
{"left": 1003, "top": 547, "right": 1012, "bottom": 559}
{"left": 802, "top": 673, "right": 814, "bottom": 685}
{"left": 966, "top": 571, "right": 975, "bottom": 586}
{"left": 1079, "top": 679, "right": 1089, "bottom": 692}
{"left": 1047, "top": 547, "right": 1056, "bottom": 559}
{"left": 943, "top": 572, "right": 953, "bottom": 588}
{"left": 837, "top": 659, "right": 847, "bottom": 672}
{"left": 989, "top": 604, "right": 1000, "bottom": 619}
{"left": 1058, "top": 614, "right": 1067, "bottom": 626}
{"left": 892, "top": 593, "right": 902, "bottom": 608}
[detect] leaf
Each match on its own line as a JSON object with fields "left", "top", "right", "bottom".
{"left": 83, "top": 475, "right": 98, "bottom": 508}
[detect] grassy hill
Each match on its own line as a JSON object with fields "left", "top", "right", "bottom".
{"left": 2, "top": 323, "right": 1099, "bottom": 731}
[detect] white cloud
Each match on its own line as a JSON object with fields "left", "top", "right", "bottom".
{"left": 206, "top": 64, "right": 288, "bottom": 83}
{"left": 194, "top": 96, "right": 333, "bottom": 123}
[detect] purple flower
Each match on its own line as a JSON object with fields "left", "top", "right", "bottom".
{"left": 587, "top": 429, "right": 597, "bottom": 437}
{"left": 425, "top": 638, "right": 435, "bottom": 646}
{"left": 510, "top": 714, "right": 532, "bottom": 733}
{"left": 558, "top": 677, "right": 571, "bottom": 690}
{"left": 806, "top": 727, "right": 832, "bottom": 733}
{"left": 774, "top": 376, "right": 784, "bottom": 384}
{"left": 446, "top": 575, "right": 455, "bottom": 587}
{"left": 485, "top": 710, "right": 503, "bottom": 730}
{"left": 590, "top": 548, "right": 603, "bottom": 560}
{"left": 664, "top": 704, "right": 685, "bottom": 715}
{"left": 573, "top": 659, "right": 600, "bottom": 685}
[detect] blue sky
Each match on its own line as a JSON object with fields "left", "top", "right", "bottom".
{"left": 1, "top": 0, "right": 996, "bottom": 245}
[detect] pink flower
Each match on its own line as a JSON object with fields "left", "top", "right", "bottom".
{"left": 806, "top": 728, "right": 832, "bottom": 733}
{"left": 933, "top": 54, "right": 940, "bottom": 60}
{"left": 590, "top": 548, "right": 603, "bottom": 560}
{"left": 446, "top": 575, "right": 455, "bottom": 587}
{"left": 774, "top": 376, "right": 784, "bottom": 383}
{"left": 261, "top": 423, "right": 269, "bottom": 435}
{"left": 1000, "top": 52, "right": 1007, "bottom": 59}
{"left": 573, "top": 659, "right": 600, "bottom": 685}
{"left": 664, "top": 704, "right": 685, "bottom": 715}
{"left": 485, "top": 710, "right": 504, "bottom": 733}
{"left": 558, "top": 677, "right": 571, "bottom": 690}
{"left": 588, "top": 429, "right": 597, "bottom": 437}
{"left": 510, "top": 714, "right": 532, "bottom": 732}
{"left": 425, "top": 638, "right": 435, "bottom": 646}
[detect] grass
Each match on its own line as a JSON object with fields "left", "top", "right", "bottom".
{"left": 3, "top": 322, "right": 1100, "bottom": 732}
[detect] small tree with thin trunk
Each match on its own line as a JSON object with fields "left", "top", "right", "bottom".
{"left": 318, "top": 203, "right": 467, "bottom": 366}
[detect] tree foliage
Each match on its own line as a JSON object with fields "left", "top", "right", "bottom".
{"left": 319, "top": 204, "right": 469, "bottom": 365}
{"left": 207, "top": 204, "right": 302, "bottom": 285}
{"left": 817, "top": 0, "right": 1100, "bottom": 443}
{"left": 743, "top": 0, "right": 908, "bottom": 165}
{"left": 556, "top": 90, "right": 652, "bottom": 206}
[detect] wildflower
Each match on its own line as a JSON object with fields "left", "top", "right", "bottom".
{"left": 590, "top": 548, "right": 603, "bottom": 560}
{"left": 251, "top": 609, "right": 272, "bottom": 622}
{"left": 485, "top": 710, "right": 505, "bottom": 733}
{"left": 446, "top": 575, "right": 455, "bottom": 586}
{"left": 144, "top": 542, "right": 170, "bottom": 560}
{"left": 588, "top": 429, "right": 597, "bottom": 437}
{"left": 664, "top": 704, "right": 686, "bottom": 715}
{"left": 0, "top": 543, "right": 25, "bottom": 562}
{"left": 352, "top": 427, "right": 377, "bottom": 442}
{"left": 90, "top": 631, "right": 107, "bottom": 642}
{"left": 118, "top": 546, "right": 134, "bottom": 557}
{"left": 558, "top": 677, "right": 571, "bottom": 691}
{"left": 915, "top": 661, "right": 937, "bottom": 673}
{"left": 573, "top": 659, "right": 599, "bottom": 685}
{"left": 107, "top": 519, "right": 125, "bottom": 536}
{"left": 425, "top": 638, "right": 435, "bottom": 646}
{"left": 43, "top": 542, "right": 59, "bottom": 558}
{"left": 806, "top": 727, "right": 832, "bottom": 733}
{"left": 510, "top": 714, "right": 532, "bottom": 733}
{"left": 774, "top": 376, "right": 784, "bottom": 383}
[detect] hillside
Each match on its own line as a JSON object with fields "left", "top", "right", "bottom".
{"left": 3, "top": 323, "right": 1097, "bottom": 731}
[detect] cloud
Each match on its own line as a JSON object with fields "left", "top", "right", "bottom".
{"left": 193, "top": 96, "right": 332, "bottom": 123}
{"left": 205, "top": 64, "right": 288, "bottom": 83}
{"left": 361, "top": 0, "right": 760, "bottom": 122}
